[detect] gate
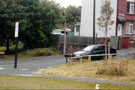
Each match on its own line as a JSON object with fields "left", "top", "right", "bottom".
{"left": 121, "top": 37, "right": 130, "bottom": 49}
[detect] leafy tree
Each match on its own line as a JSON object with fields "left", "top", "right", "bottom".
{"left": 20, "top": 0, "right": 63, "bottom": 48}
{"left": 0, "top": 0, "right": 64, "bottom": 51}
{"left": 0, "top": 0, "right": 26, "bottom": 53}
{"left": 64, "top": 6, "right": 81, "bottom": 29}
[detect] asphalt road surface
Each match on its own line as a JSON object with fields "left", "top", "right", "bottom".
{"left": 0, "top": 54, "right": 135, "bottom": 85}
{"left": 0, "top": 55, "right": 65, "bottom": 75}
{"left": 0, "top": 49, "right": 135, "bottom": 75}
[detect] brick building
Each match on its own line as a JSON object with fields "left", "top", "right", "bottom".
{"left": 117, "top": 0, "right": 135, "bottom": 48}
{"left": 80, "top": 0, "right": 135, "bottom": 48}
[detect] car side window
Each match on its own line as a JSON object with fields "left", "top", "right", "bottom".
{"left": 98, "top": 46, "right": 105, "bottom": 51}
{"left": 92, "top": 46, "right": 105, "bottom": 51}
{"left": 92, "top": 47, "right": 99, "bottom": 51}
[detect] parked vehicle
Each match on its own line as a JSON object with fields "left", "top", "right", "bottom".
{"left": 72, "top": 44, "right": 116, "bottom": 60}
{"left": 51, "top": 29, "right": 71, "bottom": 35}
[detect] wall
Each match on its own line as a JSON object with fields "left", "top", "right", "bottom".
{"left": 80, "top": 0, "right": 118, "bottom": 37}
{"left": 80, "top": 0, "right": 93, "bottom": 37}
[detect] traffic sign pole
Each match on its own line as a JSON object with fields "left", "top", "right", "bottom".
{"left": 14, "top": 22, "right": 19, "bottom": 69}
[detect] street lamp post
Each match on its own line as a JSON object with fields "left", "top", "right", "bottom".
{"left": 93, "top": 0, "right": 96, "bottom": 44}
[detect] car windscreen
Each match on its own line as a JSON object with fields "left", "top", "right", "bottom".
{"left": 83, "top": 45, "right": 95, "bottom": 52}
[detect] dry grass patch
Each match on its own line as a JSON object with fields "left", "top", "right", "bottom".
{"left": 36, "top": 60, "right": 135, "bottom": 83}
{"left": 97, "top": 60, "right": 129, "bottom": 76}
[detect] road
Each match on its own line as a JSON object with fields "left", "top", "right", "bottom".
{"left": 0, "top": 55, "right": 65, "bottom": 75}
{"left": 0, "top": 53, "right": 135, "bottom": 85}
{"left": 0, "top": 49, "right": 135, "bottom": 75}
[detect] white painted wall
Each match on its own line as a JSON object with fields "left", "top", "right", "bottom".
{"left": 80, "top": 0, "right": 118, "bottom": 37}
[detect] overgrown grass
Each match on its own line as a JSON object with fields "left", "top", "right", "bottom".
{"left": 97, "top": 60, "right": 129, "bottom": 76}
{"left": 0, "top": 75, "right": 135, "bottom": 89}
{"left": 19, "top": 48, "right": 60, "bottom": 58}
{"left": 0, "top": 45, "right": 60, "bottom": 59}
{"left": 37, "top": 60, "right": 135, "bottom": 83}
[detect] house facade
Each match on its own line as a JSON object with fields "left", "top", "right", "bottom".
{"left": 118, "top": 0, "right": 135, "bottom": 38}
{"left": 80, "top": 0, "right": 135, "bottom": 39}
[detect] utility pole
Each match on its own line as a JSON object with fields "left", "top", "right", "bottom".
{"left": 93, "top": 0, "right": 96, "bottom": 44}
{"left": 63, "top": 20, "right": 67, "bottom": 55}
{"left": 116, "top": 0, "right": 119, "bottom": 36}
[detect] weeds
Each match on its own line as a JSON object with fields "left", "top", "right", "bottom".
{"left": 38, "top": 60, "right": 135, "bottom": 82}
{"left": 97, "top": 60, "right": 129, "bottom": 76}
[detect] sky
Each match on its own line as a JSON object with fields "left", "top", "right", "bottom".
{"left": 52, "top": 0, "right": 82, "bottom": 7}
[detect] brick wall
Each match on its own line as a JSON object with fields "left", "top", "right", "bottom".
{"left": 118, "top": 0, "right": 127, "bottom": 14}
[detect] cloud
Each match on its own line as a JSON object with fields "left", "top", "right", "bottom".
{"left": 53, "top": 0, "right": 82, "bottom": 7}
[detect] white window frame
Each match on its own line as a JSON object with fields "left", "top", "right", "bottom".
{"left": 130, "top": 3, "right": 134, "bottom": 14}
{"left": 126, "top": 22, "right": 133, "bottom": 34}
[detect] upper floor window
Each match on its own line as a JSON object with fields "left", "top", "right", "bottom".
{"left": 127, "top": 2, "right": 134, "bottom": 14}
{"left": 126, "top": 22, "right": 133, "bottom": 34}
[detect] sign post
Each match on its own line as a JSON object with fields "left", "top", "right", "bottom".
{"left": 14, "top": 22, "right": 19, "bottom": 69}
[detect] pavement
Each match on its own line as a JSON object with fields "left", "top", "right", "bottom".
{"left": 0, "top": 50, "right": 135, "bottom": 86}
{"left": 116, "top": 48, "right": 135, "bottom": 59}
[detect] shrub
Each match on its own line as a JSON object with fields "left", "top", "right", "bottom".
{"left": 96, "top": 60, "right": 129, "bottom": 76}
{"left": 25, "top": 48, "right": 60, "bottom": 57}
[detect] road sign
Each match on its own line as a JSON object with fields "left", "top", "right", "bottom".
{"left": 0, "top": 52, "right": 5, "bottom": 55}
{"left": 15, "top": 22, "right": 19, "bottom": 38}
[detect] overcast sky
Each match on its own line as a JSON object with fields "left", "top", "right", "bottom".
{"left": 52, "top": 0, "right": 82, "bottom": 7}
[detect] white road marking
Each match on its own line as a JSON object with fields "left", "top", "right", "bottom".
{"left": 0, "top": 67, "right": 6, "bottom": 70}
{"left": 0, "top": 63, "right": 35, "bottom": 67}
{"left": 20, "top": 69, "right": 29, "bottom": 71}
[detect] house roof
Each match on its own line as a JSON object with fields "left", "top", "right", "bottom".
{"left": 75, "top": 22, "right": 80, "bottom": 26}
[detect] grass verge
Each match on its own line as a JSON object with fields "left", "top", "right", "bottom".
{"left": 36, "top": 60, "right": 135, "bottom": 83}
{"left": 0, "top": 46, "right": 60, "bottom": 59}
{"left": 0, "top": 75, "right": 135, "bottom": 89}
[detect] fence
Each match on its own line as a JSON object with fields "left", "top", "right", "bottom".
{"left": 50, "top": 35, "right": 107, "bottom": 54}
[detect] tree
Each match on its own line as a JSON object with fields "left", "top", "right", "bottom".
{"left": 97, "top": 0, "right": 114, "bottom": 42}
{"left": 0, "top": 0, "right": 27, "bottom": 53}
{"left": 0, "top": 0, "right": 63, "bottom": 50}
{"left": 64, "top": 6, "right": 81, "bottom": 29}
{"left": 97, "top": 0, "right": 114, "bottom": 60}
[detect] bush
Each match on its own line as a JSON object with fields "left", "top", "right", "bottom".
{"left": 0, "top": 42, "right": 24, "bottom": 54}
{"left": 96, "top": 60, "right": 129, "bottom": 76}
{"left": 21, "top": 48, "right": 60, "bottom": 57}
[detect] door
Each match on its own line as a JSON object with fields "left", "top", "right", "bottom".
{"left": 118, "top": 24, "right": 122, "bottom": 36}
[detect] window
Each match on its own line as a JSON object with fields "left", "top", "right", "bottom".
{"left": 126, "top": 22, "right": 133, "bottom": 34}
{"left": 98, "top": 46, "right": 105, "bottom": 51}
{"left": 130, "top": 3, "right": 134, "bottom": 14}
{"left": 92, "top": 46, "right": 105, "bottom": 51}
{"left": 127, "top": 2, "right": 134, "bottom": 14}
